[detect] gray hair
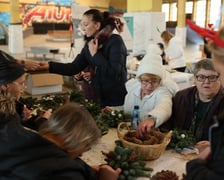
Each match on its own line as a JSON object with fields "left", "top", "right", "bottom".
{"left": 39, "top": 102, "right": 101, "bottom": 158}
{"left": 193, "top": 58, "right": 218, "bottom": 76}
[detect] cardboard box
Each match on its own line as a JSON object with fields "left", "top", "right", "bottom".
{"left": 25, "top": 73, "right": 64, "bottom": 95}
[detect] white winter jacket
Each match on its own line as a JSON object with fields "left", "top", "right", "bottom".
{"left": 124, "top": 80, "right": 174, "bottom": 127}
{"left": 124, "top": 72, "right": 179, "bottom": 127}
{"left": 166, "top": 37, "right": 186, "bottom": 69}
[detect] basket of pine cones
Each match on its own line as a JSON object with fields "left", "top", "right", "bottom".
{"left": 117, "top": 122, "right": 172, "bottom": 160}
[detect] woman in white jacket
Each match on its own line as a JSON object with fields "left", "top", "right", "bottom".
{"left": 161, "top": 30, "right": 186, "bottom": 72}
{"left": 124, "top": 44, "right": 178, "bottom": 135}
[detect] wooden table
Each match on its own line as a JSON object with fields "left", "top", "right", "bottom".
{"left": 81, "top": 129, "right": 196, "bottom": 179}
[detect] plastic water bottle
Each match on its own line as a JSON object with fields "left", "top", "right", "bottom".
{"left": 131, "top": 105, "right": 140, "bottom": 130}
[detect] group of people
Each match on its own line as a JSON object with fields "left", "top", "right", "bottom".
{"left": 1, "top": 8, "right": 224, "bottom": 179}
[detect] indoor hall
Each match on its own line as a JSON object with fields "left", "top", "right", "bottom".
{"left": 0, "top": 0, "right": 224, "bottom": 180}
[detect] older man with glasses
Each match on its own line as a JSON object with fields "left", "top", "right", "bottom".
{"left": 161, "top": 59, "right": 224, "bottom": 146}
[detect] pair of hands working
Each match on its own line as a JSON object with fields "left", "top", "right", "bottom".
{"left": 19, "top": 39, "right": 99, "bottom": 71}
{"left": 136, "top": 119, "right": 211, "bottom": 161}
{"left": 92, "top": 165, "right": 121, "bottom": 180}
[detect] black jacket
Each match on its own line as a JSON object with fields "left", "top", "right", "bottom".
{"left": 186, "top": 113, "right": 224, "bottom": 180}
{"left": 0, "top": 113, "right": 97, "bottom": 180}
{"left": 49, "top": 34, "right": 127, "bottom": 107}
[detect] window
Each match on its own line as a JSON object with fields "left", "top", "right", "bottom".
{"left": 210, "top": 0, "right": 221, "bottom": 29}
{"left": 195, "top": 0, "right": 206, "bottom": 27}
{"left": 162, "top": 3, "right": 169, "bottom": 22}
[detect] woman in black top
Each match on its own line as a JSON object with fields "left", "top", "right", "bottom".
{"left": 37, "top": 9, "right": 128, "bottom": 108}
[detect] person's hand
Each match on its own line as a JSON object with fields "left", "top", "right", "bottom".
{"left": 83, "top": 72, "right": 92, "bottom": 81}
{"left": 22, "top": 106, "right": 32, "bottom": 121}
{"left": 93, "top": 165, "right": 121, "bottom": 180}
{"left": 38, "top": 109, "right": 52, "bottom": 120}
{"left": 195, "top": 140, "right": 210, "bottom": 153}
{"left": 136, "top": 119, "right": 155, "bottom": 138}
{"left": 88, "top": 39, "right": 98, "bottom": 56}
{"left": 165, "top": 57, "right": 170, "bottom": 62}
{"left": 38, "top": 62, "right": 49, "bottom": 70}
{"left": 74, "top": 72, "right": 83, "bottom": 80}
{"left": 24, "top": 60, "right": 41, "bottom": 71}
{"left": 101, "top": 106, "right": 113, "bottom": 113}
{"left": 198, "top": 146, "right": 211, "bottom": 160}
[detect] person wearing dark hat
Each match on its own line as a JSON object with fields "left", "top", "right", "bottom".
{"left": 0, "top": 50, "right": 121, "bottom": 179}
{"left": 0, "top": 50, "right": 51, "bottom": 129}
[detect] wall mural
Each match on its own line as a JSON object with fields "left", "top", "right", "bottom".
{"left": 23, "top": 5, "right": 72, "bottom": 27}
{"left": 0, "top": 0, "right": 78, "bottom": 28}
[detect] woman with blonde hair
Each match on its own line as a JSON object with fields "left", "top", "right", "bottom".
{"left": 0, "top": 50, "right": 52, "bottom": 130}
{"left": 161, "top": 30, "right": 186, "bottom": 72}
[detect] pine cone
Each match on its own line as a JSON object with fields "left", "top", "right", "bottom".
{"left": 151, "top": 170, "right": 179, "bottom": 180}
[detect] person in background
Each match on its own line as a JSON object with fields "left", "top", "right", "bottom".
{"left": 202, "top": 24, "right": 214, "bottom": 59}
{"left": 0, "top": 50, "right": 51, "bottom": 130}
{"left": 185, "top": 25, "right": 224, "bottom": 180}
{"left": 124, "top": 44, "right": 178, "bottom": 135}
{"left": 157, "top": 42, "right": 167, "bottom": 65}
{"left": 203, "top": 38, "right": 212, "bottom": 58}
{"left": 162, "top": 59, "right": 224, "bottom": 152}
{"left": 74, "top": 66, "right": 99, "bottom": 103}
{"left": 161, "top": 30, "right": 186, "bottom": 72}
{"left": 31, "top": 9, "right": 128, "bottom": 109}
{"left": 0, "top": 91, "right": 121, "bottom": 179}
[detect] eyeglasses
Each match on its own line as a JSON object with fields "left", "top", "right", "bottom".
{"left": 195, "top": 74, "right": 220, "bottom": 82}
{"left": 140, "top": 79, "right": 160, "bottom": 85}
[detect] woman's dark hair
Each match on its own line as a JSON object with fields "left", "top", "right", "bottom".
{"left": 83, "top": 9, "right": 123, "bottom": 32}
{"left": 83, "top": 9, "right": 104, "bottom": 28}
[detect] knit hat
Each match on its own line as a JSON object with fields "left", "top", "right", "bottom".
{"left": 0, "top": 50, "right": 25, "bottom": 85}
{"left": 136, "top": 44, "right": 165, "bottom": 79}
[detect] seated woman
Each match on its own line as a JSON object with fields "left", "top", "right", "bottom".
{"left": 0, "top": 94, "right": 120, "bottom": 179}
{"left": 0, "top": 50, "right": 51, "bottom": 130}
{"left": 124, "top": 44, "right": 178, "bottom": 136}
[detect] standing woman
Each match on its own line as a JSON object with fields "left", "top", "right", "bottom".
{"left": 161, "top": 30, "right": 186, "bottom": 72}
{"left": 37, "top": 9, "right": 128, "bottom": 108}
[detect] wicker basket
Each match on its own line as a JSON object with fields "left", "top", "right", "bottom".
{"left": 117, "top": 122, "right": 172, "bottom": 160}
